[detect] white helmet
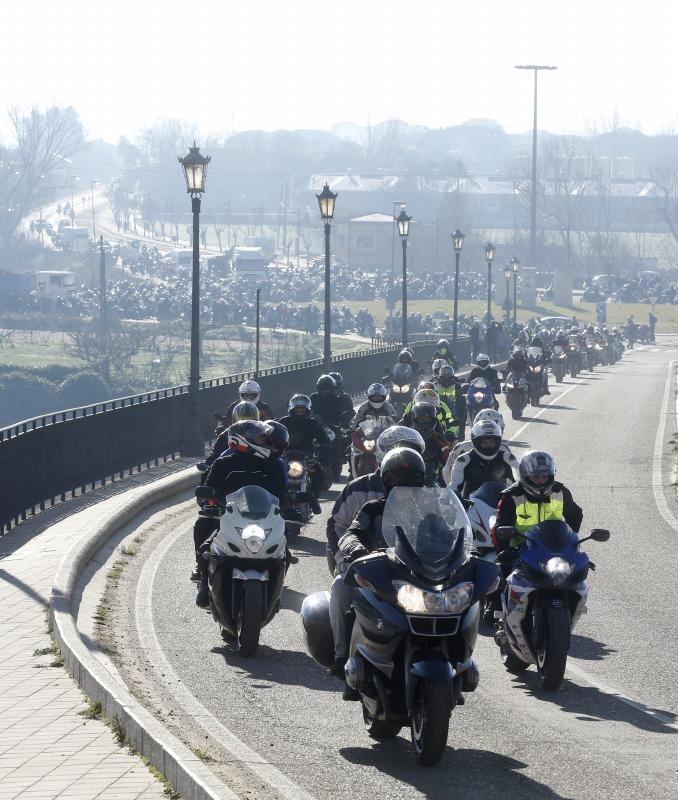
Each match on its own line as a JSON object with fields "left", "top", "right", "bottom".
{"left": 431, "top": 358, "right": 447, "bottom": 374}
{"left": 413, "top": 388, "right": 441, "bottom": 409}
{"left": 239, "top": 379, "right": 261, "bottom": 403}
{"left": 367, "top": 383, "right": 387, "bottom": 409}
{"left": 476, "top": 353, "right": 490, "bottom": 369}
{"left": 375, "top": 425, "right": 425, "bottom": 463}
{"left": 473, "top": 408, "right": 505, "bottom": 434}
{"left": 470, "top": 420, "right": 502, "bottom": 461}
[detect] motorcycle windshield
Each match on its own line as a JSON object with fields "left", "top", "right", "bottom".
{"left": 469, "top": 377, "right": 490, "bottom": 390}
{"left": 568, "top": 336, "right": 579, "bottom": 346}
{"left": 526, "top": 346, "right": 542, "bottom": 361}
{"left": 392, "top": 363, "right": 412, "bottom": 383}
{"left": 469, "top": 481, "right": 508, "bottom": 508}
{"left": 382, "top": 487, "right": 472, "bottom": 581}
{"left": 526, "top": 520, "right": 578, "bottom": 552}
{"left": 225, "top": 485, "right": 277, "bottom": 520}
{"left": 359, "top": 419, "right": 386, "bottom": 438}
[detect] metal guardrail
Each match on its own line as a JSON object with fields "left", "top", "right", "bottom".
{"left": 1, "top": 338, "right": 475, "bottom": 532}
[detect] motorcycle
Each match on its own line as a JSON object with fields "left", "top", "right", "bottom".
{"left": 284, "top": 449, "right": 315, "bottom": 527}
{"left": 552, "top": 345, "right": 567, "bottom": 383}
{"left": 585, "top": 337, "right": 597, "bottom": 371}
{"left": 525, "top": 346, "right": 546, "bottom": 407}
{"left": 196, "top": 485, "right": 313, "bottom": 657}
{"left": 567, "top": 336, "right": 581, "bottom": 378}
{"left": 465, "top": 377, "right": 495, "bottom": 422}
{"left": 386, "top": 363, "right": 413, "bottom": 417}
{"left": 503, "top": 372, "right": 529, "bottom": 419}
{"left": 494, "top": 520, "right": 610, "bottom": 690}
{"left": 350, "top": 419, "right": 388, "bottom": 478}
{"left": 302, "top": 486, "right": 500, "bottom": 765}
{"left": 465, "top": 481, "right": 507, "bottom": 627}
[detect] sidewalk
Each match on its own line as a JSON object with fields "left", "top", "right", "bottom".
{"left": 0, "top": 498, "right": 171, "bottom": 799}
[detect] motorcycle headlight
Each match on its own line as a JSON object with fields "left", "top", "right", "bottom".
{"left": 394, "top": 581, "right": 474, "bottom": 615}
{"left": 473, "top": 392, "right": 484, "bottom": 401}
{"left": 543, "top": 556, "right": 572, "bottom": 586}
{"left": 533, "top": 365, "right": 542, "bottom": 373}
{"left": 364, "top": 439, "right": 376, "bottom": 451}
{"left": 392, "top": 385, "right": 401, "bottom": 393}
{"left": 288, "top": 461, "right": 304, "bottom": 478}
{"left": 240, "top": 524, "right": 268, "bottom": 553}
{"left": 401, "top": 384, "right": 410, "bottom": 393}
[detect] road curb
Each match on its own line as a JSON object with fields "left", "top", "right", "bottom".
{"left": 49, "top": 467, "right": 239, "bottom": 800}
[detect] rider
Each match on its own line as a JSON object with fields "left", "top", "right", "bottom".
{"left": 400, "top": 385, "right": 456, "bottom": 439}
{"left": 491, "top": 450, "right": 583, "bottom": 551}
{"left": 278, "top": 394, "right": 331, "bottom": 513}
{"left": 328, "top": 447, "right": 427, "bottom": 685}
{"left": 311, "top": 374, "right": 353, "bottom": 474}
{"left": 467, "top": 354, "right": 501, "bottom": 394}
{"left": 216, "top": 380, "right": 274, "bottom": 431}
{"left": 529, "top": 335, "right": 551, "bottom": 396}
{"left": 504, "top": 345, "right": 529, "bottom": 380}
{"left": 435, "top": 364, "right": 467, "bottom": 439}
{"left": 443, "top": 408, "right": 508, "bottom": 474}
{"left": 395, "top": 348, "right": 420, "bottom": 380}
{"left": 408, "top": 400, "right": 449, "bottom": 485}
{"left": 328, "top": 371, "right": 355, "bottom": 421}
{"left": 326, "top": 426, "right": 425, "bottom": 574}
{"left": 351, "top": 382, "right": 396, "bottom": 427}
{"left": 433, "top": 339, "right": 458, "bottom": 370}
{"left": 445, "top": 420, "right": 517, "bottom": 497}
{"left": 203, "top": 401, "right": 260, "bottom": 471}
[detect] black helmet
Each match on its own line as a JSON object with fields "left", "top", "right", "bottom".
{"left": 267, "top": 420, "right": 289, "bottom": 454}
{"left": 328, "top": 371, "right": 344, "bottom": 392}
{"left": 438, "top": 364, "right": 455, "bottom": 387}
{"left": 532, "top": 337, "right": 543, "bottom": 348}
{"left": 288, "top": 393, "right": 311, "bottom": 414}
{"left": 398, "top": 349, "right": 413, "bottom": 364}
{"left": 380, "top": 447, "right": 426, "bottom": 490}
{"left": 412, "top": 401, "right": 437, "bottom": 438}
{"left": 316, "top": 374, "right": 337, "bottom": 393}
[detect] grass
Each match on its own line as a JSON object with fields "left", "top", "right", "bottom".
{"left": 79, "top": 700, "right": 103, "bottom": 720}
{"left": 33, "top": 645, "right": 57, "bottom": 657}
{"left": 119, "top": 544, "right": 137, "bottom": 557}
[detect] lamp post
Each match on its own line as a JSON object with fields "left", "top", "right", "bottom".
{"left": 451, "top": 229, "right": 465, "bottom": 348}
{"left": 90, "top": 180, "right": 99, "bottom": 240}
{"left": 255, "top": 286, "right": 261, "bottom": 378}
{"left": 503, "top": 265, "right": 512, "bottom": 324}
{"left": 515, "top": 64, "right": 557, "bottom": 271}
{"left": 316, "top": 182, "right": 337, "bottom": 367}
{"left": 396, "top": 205, "right": 412, "bottom": 345}
{"left": 511, "top": 256, "right": 520, "bottom": 326}
{"left": 484, "top": 241, "right": 496, "bottom": 323}
{"left": 178, "top": 142, "right": 211, "bottom": 456}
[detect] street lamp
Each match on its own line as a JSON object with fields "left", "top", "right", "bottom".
{"left": 515, "top": 64, "right": 557, "bottom": 271}
{"left": 316, "top": 182, "right": 337, "bottom": 367}
{"left": 511, "top": 256, "right": 520, "bottom": 326}
{"left": 451, "top": 229, "right": 465, "bottom": 348}
{"left": 178, "top": 142, "right": 211, "bottom": 455}
{"left": 484, "top": 241, "right": 496, "bottom": 323}
{"left": 396, "top": 205, "right": 412, "bottom": 345}
{"left": 503, "top": 265, "right": 512, "bottom": 324}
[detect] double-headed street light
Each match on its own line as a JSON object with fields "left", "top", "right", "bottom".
{"left": 511, "top": 256, "right": 520, "bottom": 326}
{"left": 503, "top": 265, "right": 512, "bottom": 324}
{"left": 396, "top": 205, "right": 412, "bottom": 345}
{"left": 484, "top": 241, "right": 496, "bottom": 323}
{"left": 178, "top": 142, "right": 211, "bottom": 455}
{"left": 451, "top": 229, "right": 465, "bottom": 348}
{"left": 316, "top": 182, "right": 337, "bottom": 367}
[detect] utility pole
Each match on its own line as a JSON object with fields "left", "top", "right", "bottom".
{"left": 99, "top": 236, "right": 109, "bottom": 381}
{"left": 255, "top": 287, "right": 261, "bottom": 378}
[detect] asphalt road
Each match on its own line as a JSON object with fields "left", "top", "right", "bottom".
{"left": 130, "top": 340, "right": 678, "bottom": 800}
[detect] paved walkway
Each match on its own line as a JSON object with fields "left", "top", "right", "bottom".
{"left": 0, "top": 497, "right": 169, "bottom": 799}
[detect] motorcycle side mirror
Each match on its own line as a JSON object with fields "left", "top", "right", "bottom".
{"left": 294, "top": 491, "right": 315, "bottom": 504}
{"left": 495, "top": 525, "right": 517, "bottom": 542}
{"left": 583, "top": 528, "right": 610, "bottom": 543}
{"left": 195, "top": 486, "right": 215, "bottom": 500}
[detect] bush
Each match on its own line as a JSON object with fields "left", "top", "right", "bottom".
{"left": 58, "top": 372, "right": 112, "bottom": 409}
{"left": 0, "top": 372, "right": 59, "bottom": 427}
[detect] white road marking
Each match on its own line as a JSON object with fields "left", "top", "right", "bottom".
{"left": 136, "top": 525, "right": 318, "bottom": 800}
{"left": 651, "top": 359, "right": 678, "bottom": 534}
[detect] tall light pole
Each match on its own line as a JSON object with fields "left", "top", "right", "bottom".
{"left": 90, "top": 180, "right": 99, "bottom": 240}
{"left": 451, "top": 229, "right": 465, "bottom": 349}
{"left": 255, "top": 286, "right": 261, "bottom": 378}
{"left": 511, "top": 256, "right": 520, "bottom": 327}
{"left": 484, "top": 241, "right": 496, "bottom": 323}
{"left": 70, "top": 174, "right": 80, "bottom": 223}
{"left": 178, "top": 142, "right": 211, "bottom": 456}
{"left": 99, "top": 236, "right": 109, "bottom": 381}
{"left": 396, "top": 205, "right": 412, "bottom": 345}
{"left": 503, "top": 265, "right": 512, "bottom": 324}
{"left": 316, "top": 182, "right": 337, "bottom": 368}
{"left": 515, "top": 64, "right": 557, "bottom": 272}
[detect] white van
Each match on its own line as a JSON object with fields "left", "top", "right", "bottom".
{"left": 35, "top": 271, "right": 76, "bottom": 298}
{"left": 59, "top": 226, "right": 90, "bottom": 253}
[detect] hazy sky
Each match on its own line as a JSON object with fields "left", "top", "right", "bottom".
{"left": 4, "top": 0, "right": 677, "bottom": 143}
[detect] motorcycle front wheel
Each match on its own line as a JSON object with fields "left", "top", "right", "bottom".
{"left": 536, "top": 606, "right": 570, "bottom": 690}
{"left": 410, "top": 680, "right": 451, "bottom": 765}
{"left": 363, "top": 705, "right": 402, "bottom": 740}
{"left": 237, "top": 581, "right": 264, "bottom": 657}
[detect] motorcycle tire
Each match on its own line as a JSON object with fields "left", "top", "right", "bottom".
{"left": 511, "top": 407, "right": 522, "bottom": 420}
{"left": 363, "top": 706, "right": 402, "bottom": 740}
{"left": 536, "top": 606, "right": 570, "bottom": 690}
{"left": 530, "top": 390, "right": 540, "bottom": 408}
{"left": 237, "top": 581, "right": 264, "bottom": 657}
{"left": 410, "top": 679, "right": 451, "bottom": 766}
{"left": 569, "top": 367, "right": 577, "bottom": 378}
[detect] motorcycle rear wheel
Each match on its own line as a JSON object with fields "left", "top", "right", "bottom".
{"left": 410, "top": 680, "right": 451, "bottom": 765}
{"left": 536, "top": 606, "right": 570, "bottom": 690}
{"left": 237, "top": 581, "right": 264, "bottom": 657}
{"left": 363, "top": 706, "right": 402, "bottom": 740}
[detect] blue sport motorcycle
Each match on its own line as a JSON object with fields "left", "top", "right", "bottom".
{"left": 494, "top": 520, "right": 610, "bottom": 690}
{"left": 465, "top": 377, "right": 495, "bottom": 422}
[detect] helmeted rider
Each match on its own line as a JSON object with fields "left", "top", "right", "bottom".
{"left": 467, "top": 353, "right": 501, "bottom": 394}
{"left": 407, "top": 400, "right": 449, "bottom": 485}
{"left": 435, "top": 363, "right": 467, "bottom": 438}
{"left": 445, "top": 420, "right": 517, "bottom": 497}
{"left": 433, "top": 339, "right": 458, "bottom": 370}
{"left": 444, "top": 408, "right": 507, "bottom": 467}
{"left": 329, "top": 447, "right": 427, "bottom": 689}
{"left": 215, "top": 380, "right": 273, "bottom": 432}
{"left": 395, "top": 347, "right": 420, "bottom": 380}
{"left": 399, "top": 385, "right": 456, "bottom": 439}
{"left": 491, "top": 450, "right": 583, "bottom": 552}
{"left": 352, "top": 382, "right": 396, "bottom": 427}
{"left": 326, "top": 426, "right": 425, "bottom": 575}
{"left": 311, "top": 374, "right": 353, "bottom": 429}
{"left": 504, "top": 345, "right": 529, "bottom": 379}
{"left": 278, "top": 394, "right": 331, "bottom": 513}
{"left": 203, "top": 400, "right": 261, "bottom": 472}
{"left": 328, "top": 371, "right": 355, "bottom": 420}
{"left": 529, "top": 335, "right": 551, "bottom": 395}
